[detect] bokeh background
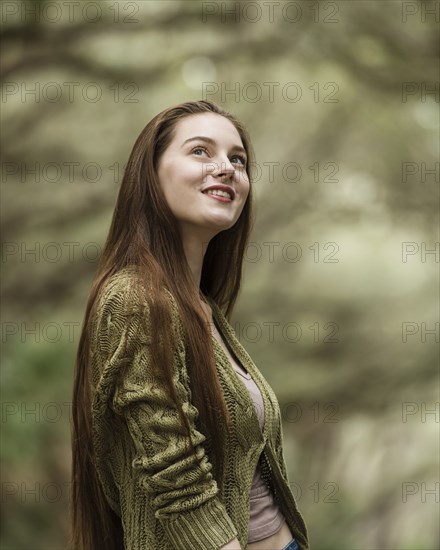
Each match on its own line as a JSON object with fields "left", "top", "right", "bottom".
{"left": 1, "top": 1, "right": 439, "bottom": 549}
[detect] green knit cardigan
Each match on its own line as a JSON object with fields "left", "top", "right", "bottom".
{"left": 89, "top": 267, "right": 309, "bottom": 550}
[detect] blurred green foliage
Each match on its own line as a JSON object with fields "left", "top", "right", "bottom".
{"left": 1, "top": 1, "right": 439, "bottom": 548}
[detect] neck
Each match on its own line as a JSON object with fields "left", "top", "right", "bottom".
{"left": 180, "top": 226, "right": 215, "bottom": 292}
{"left": 180, "top": 227, "right": 217, "bottom": 328}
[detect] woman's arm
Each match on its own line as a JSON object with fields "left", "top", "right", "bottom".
{"left": 92, "top": 276, "right": 239, "bottom": 550}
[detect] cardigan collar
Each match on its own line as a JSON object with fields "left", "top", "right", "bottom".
{"left": 206, "top": 297, "right": 270, "bottom": 444}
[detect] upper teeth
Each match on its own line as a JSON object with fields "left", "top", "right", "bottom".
{"left": 206, "top": 189, "right": 232, "bottom": 199}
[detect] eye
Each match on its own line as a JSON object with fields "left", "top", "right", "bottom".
{"left": 231, "top": 154, "right": 247, "bottom": 167}
{"left": 191, "top": 146, "right": 247, "bottom": 167}
{"left": 192, "top": 146, "right": 208, "bottom": 157}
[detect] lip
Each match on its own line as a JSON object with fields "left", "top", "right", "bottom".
{"left": 201, "top": 184, "right": 236, "bottom": 200}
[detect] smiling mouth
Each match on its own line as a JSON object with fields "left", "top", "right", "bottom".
{"left": 203, "top": 189, "right": 233, "bottom": 201}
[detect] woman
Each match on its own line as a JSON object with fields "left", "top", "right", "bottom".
{"left": 69, "top": 100, "right": 309, "bottom": 550}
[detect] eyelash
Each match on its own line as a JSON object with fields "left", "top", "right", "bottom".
{"left": 191, "top": 146, "right": 247, "bottom": 166}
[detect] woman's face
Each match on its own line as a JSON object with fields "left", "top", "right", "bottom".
{"left": 157, "top": 112, "right": 250, "bottom": 242}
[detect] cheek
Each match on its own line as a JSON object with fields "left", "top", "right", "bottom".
{"left": 187, "top": 162, "right": 207, "bottom": 183}
{"left": 157, "top": 167, "right": 178, "bottom": 211}
{"left": 157, "top": 162, "right": 170, "bottom": 193}
{"left": 164, "top": 162, "right": 204, "bottom": 188}
{"left": 241, "top": 176, "right": 251, "bottom": 199}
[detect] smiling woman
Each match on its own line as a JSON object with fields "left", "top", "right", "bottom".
{"left": 157, "top": 112, "right": 251, "bottom": 273}
{"left": 69, "top": 100, "right": 309, "bottom": 550}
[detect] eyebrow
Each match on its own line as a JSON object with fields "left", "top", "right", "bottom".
{"left": 181, "top": 136, "right": 247, "bottom": 157}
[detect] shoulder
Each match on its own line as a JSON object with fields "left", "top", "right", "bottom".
{"left": 95, "top": 266, "right": 182, "bottom": 332}
{"left": 95, "top": 266, "right": 147, "bottom": 320}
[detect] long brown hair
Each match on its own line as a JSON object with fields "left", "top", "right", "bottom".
{"left": 68, "top": 100, "right": 255, "bottom": 549}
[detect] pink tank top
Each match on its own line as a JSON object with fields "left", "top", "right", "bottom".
{"left": 230, "top": 356, "right": 286, "bottom": 542}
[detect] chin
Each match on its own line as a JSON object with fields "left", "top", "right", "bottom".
{"left": 207, "top": 216, "right": 237, "bottom": 231}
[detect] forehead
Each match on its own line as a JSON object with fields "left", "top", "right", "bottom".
{"left": 171, "top": 112, "right": 243, "bottom": 147}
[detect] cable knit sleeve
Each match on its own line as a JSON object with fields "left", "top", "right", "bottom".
{"left": 91, "top": 274, "right": 238, "bottom": 550}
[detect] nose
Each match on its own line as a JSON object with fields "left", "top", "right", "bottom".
{"left": 202, "top": 155, "right": 237, "bottom": 184}
{"left": 213, "top": 157, "right": 235, "bottom": 180}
